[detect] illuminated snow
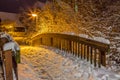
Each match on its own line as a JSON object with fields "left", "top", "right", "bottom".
{"left": 18, "top": 46, "right": 120, "bottom": 80}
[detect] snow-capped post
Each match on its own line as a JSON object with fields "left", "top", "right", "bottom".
{"left": 3, "top": 42, "right": 20, "bottom": 80}
{"left": 0, "top": 33, "right": 20, "bottom": 80}
{"left": 2, "top": 49, "right": 13, "bottom": 80}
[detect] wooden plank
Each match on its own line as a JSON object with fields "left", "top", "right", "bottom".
{"left": 3, "top": 50, "right": 13, "bottom": 80}
{"left": 98, "top": 52, "right": 101, "bottom": 68}
{"left": 0, "top": 65, "right": 3, "bottom": 80}
{"left": 78, "top": 43, "right": 80, "bottom": 57}
{"left": 101, "top": 51, "right": 106, "bottom": 66}
{"left": 83, "top": 45, "right": 86, "bottom": 59}
{"left": 0, "top": 65, "right": 3, "bottom": 74}
{"left": 87, "top": 46, "right": 89, "bottom": 61}
{"left": 90, "top": 47, "right": 93, "bottom": 64}
{"left": 68, "top": 40, "right": 72, "bottom": 53}
{"left": 94, "top": 48, "right": 97, "bottom": 67}
{"left": 80, "top": 44, "right": 82, "bottom": 59}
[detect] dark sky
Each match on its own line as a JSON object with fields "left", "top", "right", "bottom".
{"left": 0, "top": 0, "right": 47, "bottom": 13}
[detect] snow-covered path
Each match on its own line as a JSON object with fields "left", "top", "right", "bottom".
{"left": 18, "top": 46, "right": 120, "bottom": 80}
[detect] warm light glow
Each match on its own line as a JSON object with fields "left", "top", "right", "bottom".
{"left": 9, "top": 26, "right": 13, "bottom": 28}
{"left": 32, "top": 14, "right": 37, "bottom": 17}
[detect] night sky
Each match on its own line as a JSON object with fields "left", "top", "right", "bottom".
{"left": 0, "top": 0, "right": 47, "bottom": 13}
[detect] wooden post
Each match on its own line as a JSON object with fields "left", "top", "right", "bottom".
{"left": 94, "top": 48, "right": 97, "bottom": 67}
{"left": 71, "top": 41, "right": 74, "bottom": 55}
{"left": 84, "top": 45, "right": 86, "bottom": 59}
{"left": 78, "top": 43, "right": 80, "bottom": 57}
{"left": 87, "top": 46, "right": 89, "bottom": 61}
{"left": 68, "top": 40, "right": 72, "bottom": 53}
{"left": 90, "top": 47, "right": 93, "bottom": 64}
{"left": 50, "top": 37, "right": 53, "bottom": 47}
{"left": 73, "top": 41, "right": 75, "bottom": 55}
{"left": 3, "top": 50, "right": 13, "bottom": 80}
{"left": 80, "top": 44, "right": 83, "bottom": 59}
{"left": 76, "top": 42, "right": 79, "bottom": 57}
{"left": 101, "top": 51, "right": 106, "bottom": 66}
{"left": 98, "top": 52, "right": 101, "bottom": 68}
{"left": 40, "top": 38, "right": 42, "bottom": 45}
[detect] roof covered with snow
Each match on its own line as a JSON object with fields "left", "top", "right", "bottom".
{"left": 0, "top": 12, "right": 23, "bottom": 27}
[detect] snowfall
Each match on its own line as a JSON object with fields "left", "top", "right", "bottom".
{"left": 17, "top": 45, "right": 120, "bottom": 80}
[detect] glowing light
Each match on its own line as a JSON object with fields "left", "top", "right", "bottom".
{"left": 9, "top": 26, "right": 13, "bottom": 28}
{"left": 31, "top": 14, "right": 37, "bottom": 17}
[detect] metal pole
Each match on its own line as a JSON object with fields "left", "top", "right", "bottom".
{"left": 35, "top": 16, "right": 38, "bottom": 31}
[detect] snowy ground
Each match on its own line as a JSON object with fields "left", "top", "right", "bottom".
{"left": 18, "top": 46, "right": 120, "bottom": 80}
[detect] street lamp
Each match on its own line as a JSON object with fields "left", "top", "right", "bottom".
{"left": 32, "top": 13, "right": 38, "bottom": 31}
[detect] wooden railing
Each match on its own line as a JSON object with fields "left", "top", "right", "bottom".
{"left": 31, "top": 33, "right": 110, "bottom": 67}
{"left": 0, "top": 49, "right": 13, "bottom": 80}
{"left": 0, "top": 49, "right": 18, "bottom": 80}
{"left": 2, "top": 50, "right": 13, "bottom": 80}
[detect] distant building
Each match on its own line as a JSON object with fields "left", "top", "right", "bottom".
{"left": 0, "top": 12, "right": 24, "bottom": 27}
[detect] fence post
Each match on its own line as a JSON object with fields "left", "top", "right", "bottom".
{"left": 2, "top": 50, "right": 13, "bottom": 80}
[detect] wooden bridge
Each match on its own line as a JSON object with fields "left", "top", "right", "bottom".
{"left": 0, "top": 33, "right": 110, "bottom": 80}
{"left": 31, "top": 33, "right": 110, "bottom": 67}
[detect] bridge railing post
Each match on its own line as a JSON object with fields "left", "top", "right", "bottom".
{"left": 101, "top": 51, "right": 106, "bottom": 66}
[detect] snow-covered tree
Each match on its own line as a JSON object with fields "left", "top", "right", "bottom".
{"left": 36, "top": 1, "right": 83, "bottom": 34}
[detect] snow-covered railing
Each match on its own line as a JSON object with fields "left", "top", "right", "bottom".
{"left": 31, "top": 33, "right": 110, "bottom": 67}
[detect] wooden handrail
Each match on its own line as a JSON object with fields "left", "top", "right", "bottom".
{"left": 31, "top": 33, "right": 110, "bottom": 67}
